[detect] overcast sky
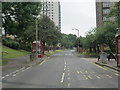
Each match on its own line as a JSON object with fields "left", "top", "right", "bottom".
{"left": 60, "top": 0, "right": 96, "bottom": 37}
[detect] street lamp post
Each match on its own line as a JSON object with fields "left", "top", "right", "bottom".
{"left": 36, "top": 18, "right": 38, "bottom": 58}
{"left": 72, "top": 28, "right": 80, "bottom": 52}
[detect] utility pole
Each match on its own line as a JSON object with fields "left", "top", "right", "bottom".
{"left": 72, "top": 28, "right": 80, "bottom": 53}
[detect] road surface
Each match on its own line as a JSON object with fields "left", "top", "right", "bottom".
{"left": 2, "top": 50, "right": 119, "bottom": 88}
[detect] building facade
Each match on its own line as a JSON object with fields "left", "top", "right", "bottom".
{"left": 96, "top": 0, "right": 115, "bottom": 27}
{"left": 42, "top": 0, "right": 61, "bottom": 31}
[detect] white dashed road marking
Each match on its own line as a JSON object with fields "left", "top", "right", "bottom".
{"left": 61, "top": 73, "right": 65, "bottom": 83}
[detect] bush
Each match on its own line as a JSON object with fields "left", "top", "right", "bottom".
{"left": 2, "top": 38, "right": 20, "bottom": 49}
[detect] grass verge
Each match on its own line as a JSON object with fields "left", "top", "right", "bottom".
{"left": 2, "top": 46, "right": 31, "bottom": 59}
{"left": 45, "top": 50, "right": 63, "bottom": 56}
{"left": 80, "top": 52, "right": 99, "bottom": 57}
{"left": 0, "top": 46, "right": 31, "bottom": 66}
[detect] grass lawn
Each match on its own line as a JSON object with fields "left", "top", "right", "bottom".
{"left": 2, "top": 46, "right": 31, "bottom": 59}
{"left": 0, "top": 46, "right": 31, "bottom": 66}
{"left": 45, "top": 50, "right": 63, "bottom": 56}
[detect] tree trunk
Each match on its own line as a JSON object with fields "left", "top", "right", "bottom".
{"left": 93, "top": 45, "right": 97, "bottom": 53}
{"left": 97, "top": 46, "right": 100, "bottom": 53}
{"left": 109, "top": 44, "right": 115, "bottom": 53}
{"left": 47, "top": 45, "right": 50, "bottom": 52}
{"left": 89, "top": 47, "right": 92, "bottom": 53}
{"left": 42, "top": 41, "right": 45, "bottom": 55}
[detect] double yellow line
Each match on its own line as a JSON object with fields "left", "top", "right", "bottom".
{"left": 91, "top": 63, "right": 120, "bottom": 77}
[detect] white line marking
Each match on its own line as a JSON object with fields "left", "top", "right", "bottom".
{"left": 64, "top": 65, "right": 66, "bottom": 68}
{"left": 64, "top": 66, "right": 66, "bottom": 71}
{"left": 2, "top": 67, "right": 26, "bottom": 79}
{"left": 40, "top": 60, "right": 45, "bottom": 65}
{"left": 13, "top": 74, "right": 17, "bottom": 77}
{"left": 5, "top": 74, "right": 10, "bottom": 77}
{"left": 26, "top": 66, "right": 32, "bottom": 70}
{"left": 15, "top": 70, "right": 19, "bottom": 72}
{"left": 22, "top": 70, "right": 25, "bottom": 72}
{"left": 61, "top": 73, "right": 65, "bottom": 83}
{"left": 2, "top": 77, "right": 5, "bottom": 79}
{"left": 8, "top": 73, "right": 13, "bottom": 75}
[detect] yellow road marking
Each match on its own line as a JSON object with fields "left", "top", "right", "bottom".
{"left": 106, "top": 75, "right": 112, "bottom": 78}
{"left": 91, "top": 63, "right": 120, "bottom": 77}
{"left": 96, "top": 76, "right": 101, "bottom": 79}
{"left": 113, "top": 73, "right": 120, "bottom": 76}
{"left": 88, "top": 75, "right": 92, "bottom": 79}
{"left": 83, "top": 75, "right": 88, "bottom": 80}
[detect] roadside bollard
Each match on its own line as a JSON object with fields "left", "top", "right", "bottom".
{"left": 99, "top": 52, "right": 107, "bottom": 64}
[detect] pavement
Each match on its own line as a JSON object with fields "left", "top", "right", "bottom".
{"left": 74, "top": 52, "right": 120, "bottom": 72}
{"left": 2, "top": 50, "right": 120, "bottom": 88}
{"left": 2, "top": 54, "right": 47, "bottom": 76}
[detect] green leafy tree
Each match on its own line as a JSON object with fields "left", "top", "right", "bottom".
{"left": 95, "top": 22, "right": 117, "bottom": 52}
{"left": 2, "top": 2, "right": 42, "bottom": 50}
{"left": 2, "top": 2, "right": 41, "bottom": 36}
{"left": 109, "top": 1, "right": 120, "bottom": 27}
{"left": 37, "top": 15, "right": 61, "bottom": 52}
{"left": 61, "top": 34, "right": 77, "bottom": 49}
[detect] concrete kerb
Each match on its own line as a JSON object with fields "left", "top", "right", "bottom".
{"left": 95, "top": 62, "right": 120, "bottom": 72}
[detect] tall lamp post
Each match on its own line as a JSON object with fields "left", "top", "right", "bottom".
{"left": 72, "top": 28, "right": 80, "bottom": 52}
{"left": 36, "top": 18, "right": 38, "bottom": 58}
{"left": 35, "top": 15, "right": 40, "bottom": 59}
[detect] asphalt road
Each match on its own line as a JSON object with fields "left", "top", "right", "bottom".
{"left": 2, "top": 50, "right": 120, "bottom": 88}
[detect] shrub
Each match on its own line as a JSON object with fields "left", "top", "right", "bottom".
{"left": 2, "top": 38, "right": 20, "bottom": 49}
